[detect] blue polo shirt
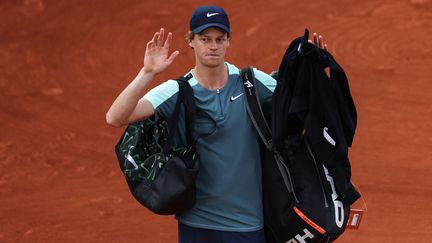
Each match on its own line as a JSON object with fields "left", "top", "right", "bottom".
{"left": 143, "top": 62, "right": 276, "bottom": 232}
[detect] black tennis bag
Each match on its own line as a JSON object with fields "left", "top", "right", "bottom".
{"left": 115, "top": 76, "right": 199, "bottom": 215}
{"left": 260, "top": 134, "right": 352, "bottom": 243}
{"left": 241, "top": 37, "right": 361, "bottom": 243}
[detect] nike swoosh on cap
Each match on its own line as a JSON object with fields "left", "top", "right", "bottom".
{"left": 206, "top": 12, "right": 220, "bottom": 17}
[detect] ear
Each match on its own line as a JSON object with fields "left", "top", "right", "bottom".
{"left": 188, "top": 40, "right": 195, "bottom": 49}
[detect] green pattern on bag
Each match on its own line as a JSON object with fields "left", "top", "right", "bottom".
{"left": 118, "top": 119, "right": 194, "bottom": 183}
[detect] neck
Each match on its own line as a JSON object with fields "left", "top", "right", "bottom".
{"left": 193, "top": 62, "right": 228, "bottom": 90}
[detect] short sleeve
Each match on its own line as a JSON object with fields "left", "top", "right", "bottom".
{"left": 253, "top": 67, "right": 276, "bottom": 104}
{"left": 143, "top": 80, "right": 179, "bottom": 119}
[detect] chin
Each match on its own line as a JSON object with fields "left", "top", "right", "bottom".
{"left": 202, "top": 59, "right": 223, "bottom": 68}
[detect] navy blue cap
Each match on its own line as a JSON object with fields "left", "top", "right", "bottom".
{"left": 189, "top": 5, "right": 230, "bottom": 34}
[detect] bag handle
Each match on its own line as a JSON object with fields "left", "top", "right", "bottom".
{"left": 162, "top": 74, "right": 195, "bottom": 154}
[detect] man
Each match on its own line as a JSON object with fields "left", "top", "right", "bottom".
{"left": 106, "top": 5, "right": 327, "bottom": 243}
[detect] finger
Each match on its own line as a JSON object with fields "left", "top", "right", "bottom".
{"left": 313, "top": 33, "right": 318, "bottom": 45}
{"left": 318, "top": 35, "right": 324, "bottom": 49}
{"left": 166, "top": 50, "right": 179, "bottom": 64}
{"left": 164, "top": 32, "right": 173, "bottom": 48}
{"left": 152, "top": 31, "right": 159, "bottom": 43}
{"left": 149, "top": 31, "right": 159, "bottom": 49}
{"left": 308, "top": 39, "right": 313, "bottom": 44}
{"left": 146, "top": 40, "right": 154, "bottom": 53}
{"left": 157, "top": 28, "right": 164, "bottom": 46}
{"left": 324, "top": 44, "right": 328, "bottom": 51}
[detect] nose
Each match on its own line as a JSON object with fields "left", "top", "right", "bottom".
{"left": 209, "top": 40, "right": 218, "bottom": 49}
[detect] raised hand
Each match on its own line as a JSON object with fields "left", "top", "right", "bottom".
{"left": 143, "top": 28, "right": 179, "bottom": 75}
{"left": 308, "top": 32, "right": 328, "bottom": 51}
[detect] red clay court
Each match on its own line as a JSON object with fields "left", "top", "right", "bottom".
{"left": 1, "top": 0, "right": 431, "bottom": 242}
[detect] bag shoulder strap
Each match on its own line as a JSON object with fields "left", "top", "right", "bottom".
{"left": 241, "top": 67, "right": 299, "bottom": 202}
{"left": 163, "top": 73, "right": 195, "bottom": 154}
{"left": 240, "top": 67, "right": 273, "bottom": 151}
{"left": 178, "top": 73, "right": 196, "bottom": 150}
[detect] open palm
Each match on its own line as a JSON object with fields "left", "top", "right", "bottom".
{"left": 143, "top": 28, "right": 179, "bottom": 75}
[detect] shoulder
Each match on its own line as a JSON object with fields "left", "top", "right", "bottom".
{"left": 143, "top": 71, "right": 196, "bottom": 109}
{"left": 227, "top": 62, "right": 275, "bottom": 81}
{"left": 226, "top": 62, "right": 241, "bottom": 76}
{"left": 252, "top": 67, "right": 276, "bottom": 85}
{"left": 251, "top": 67, "right": 277, "bottom": 92}
{"left": 143, "top": 79, "right": 180, "bottom": 109}
{"left": 225, "top": 62, "right": 276, "bottom": 92}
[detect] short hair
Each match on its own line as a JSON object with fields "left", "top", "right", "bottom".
{"left": 185, "top": 31, "right": 195, "bottom": 43}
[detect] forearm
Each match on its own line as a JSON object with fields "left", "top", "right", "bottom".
{"left": 106, "top": 28, "right": 178, "bottom": 127}
{"left": 106, "top": 68, "right": 155, "bottom": 127}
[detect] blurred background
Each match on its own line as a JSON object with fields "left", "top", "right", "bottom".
{"left": 1, "top": 0, "right": 431, "bottom": 242}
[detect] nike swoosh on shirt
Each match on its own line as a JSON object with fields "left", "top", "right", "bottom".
{"left": 207, "top": 12, "right": 220, "bottom": 17}
{"left": 230, "top": 93, "right": 244, "bottom": 102}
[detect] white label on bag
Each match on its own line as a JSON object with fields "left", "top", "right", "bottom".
{"left": 243, "top": 80, "right": 253, "bottom": 88}
{"left": 286, "top": 228, "right": 315, "bottom": 243}
{"left": 351, "top": 213, "right": 360, "bottom": 226}
{"left": 323, "top": 165, "right": 344, "bottom": 228}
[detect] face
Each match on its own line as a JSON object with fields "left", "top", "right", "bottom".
{"left": 189, "top": 27, "right": 230, "bottom": 68}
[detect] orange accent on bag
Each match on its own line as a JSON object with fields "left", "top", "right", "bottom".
{"left": 293, "top": 206, "right": 326, "bottom": 234}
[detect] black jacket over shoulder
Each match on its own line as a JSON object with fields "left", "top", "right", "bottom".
{"left": 272, "top": 30, "right": 360, "bottom": 205}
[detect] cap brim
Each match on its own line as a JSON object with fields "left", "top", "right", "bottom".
{"left": 192, "top": 23, "right": 230, "bottom": 34}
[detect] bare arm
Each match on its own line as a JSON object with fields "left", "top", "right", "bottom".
{"left": 106, "top": 28, "right": 179, "bottom": 127}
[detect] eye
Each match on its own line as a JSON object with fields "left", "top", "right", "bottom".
{"left": 217, "top": 37, "right": 227, "bottom": 43}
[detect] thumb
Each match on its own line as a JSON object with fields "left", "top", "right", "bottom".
{"left": 166, "top": 50, "right": 179, "bottom": 64}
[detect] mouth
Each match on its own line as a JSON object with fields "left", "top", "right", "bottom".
{"left": 206, "top": 54, "right": 219, "bottom": 58}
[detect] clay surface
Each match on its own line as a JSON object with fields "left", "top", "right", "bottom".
{"left": 1, "top": 0, "right": 431, "bottom": 242}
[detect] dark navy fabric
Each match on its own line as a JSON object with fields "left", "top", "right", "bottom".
{"left": 178, "top": 222, "right": 266, "bottom": 243}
